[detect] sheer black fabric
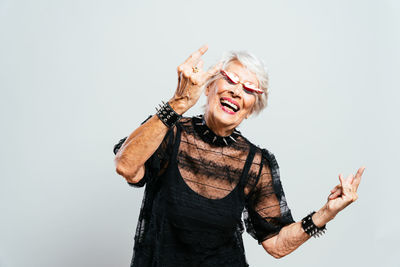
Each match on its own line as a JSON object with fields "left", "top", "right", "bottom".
{"left": 113, "top": 115, "right": 295, "bottom": 266}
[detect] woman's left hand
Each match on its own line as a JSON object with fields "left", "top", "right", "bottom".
{"left": 326, "top": 166, "right": 365, "bottom": 216}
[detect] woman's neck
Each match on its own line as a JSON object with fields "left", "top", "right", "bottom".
{"left": 203, "top": 113, "right": 235, "bottom": 137}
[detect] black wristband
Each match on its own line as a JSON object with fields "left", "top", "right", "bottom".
{"left": 301, "top": 211, "right": 326, "bottom": 238}
{"left": 156, "top": 101, "right": 182, "bottom": 128}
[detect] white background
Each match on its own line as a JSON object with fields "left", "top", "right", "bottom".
{"left": 1, "top": 0, "right": 399, "bottom": 266}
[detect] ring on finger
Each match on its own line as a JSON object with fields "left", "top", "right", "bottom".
{"left": 192, "top": 66, "right": 199, "bottom": 73}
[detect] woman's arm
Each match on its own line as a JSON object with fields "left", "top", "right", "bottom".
{"left": 114, "top": 45, "right": 220, "bottom": 183}
{"left": 261, "top": 203, "right": 333, "bottom": 258}
{"left": 262, "top": 167, "right": 365, "bottom": 258}
{"left": 114, "top": 114, "right": 170, "bottom": 183}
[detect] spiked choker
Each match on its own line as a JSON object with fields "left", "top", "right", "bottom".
{"left": 192, "top": 115, "right": 240, "bottom": 147}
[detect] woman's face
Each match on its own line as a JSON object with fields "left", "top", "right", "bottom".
{"left": 205, "top": 60, "right": 258, "bottom": 135}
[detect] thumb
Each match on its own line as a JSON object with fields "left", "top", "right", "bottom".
{"left": 339, "top": 174, "right": 344, "bottom": 187}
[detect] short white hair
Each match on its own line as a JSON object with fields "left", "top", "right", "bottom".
{"left": 204, "top": 51, "right": 269, "bottom": 115}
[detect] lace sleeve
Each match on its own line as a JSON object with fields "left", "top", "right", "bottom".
{"left": 113, "top": 115, "right": 175, "bottom": 188}
{"left": 243, "top": 149, "right": 295, "bottom": 244}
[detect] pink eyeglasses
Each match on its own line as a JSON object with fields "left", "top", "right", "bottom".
{"left": 220, "top": 69, "right": 263, "bottom": 95}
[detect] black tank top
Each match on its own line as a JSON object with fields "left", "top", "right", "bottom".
{"left": 113, "top": 115, "right": 295, "bottom": 267}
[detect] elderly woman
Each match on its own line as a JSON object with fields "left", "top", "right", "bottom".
{"left": 113, "top": 45, "right": 365, "bottom": 266}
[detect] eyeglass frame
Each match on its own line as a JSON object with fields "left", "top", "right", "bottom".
{"left": 219, "top": 69, "right": 264, "bottom": 95}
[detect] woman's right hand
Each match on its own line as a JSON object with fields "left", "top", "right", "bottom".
{"left": 169, "top": 45, "right": 221, "bottom": 114}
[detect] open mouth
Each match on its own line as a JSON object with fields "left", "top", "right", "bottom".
{"left": 220, "top": 97, "right": 240, "bottom": 114}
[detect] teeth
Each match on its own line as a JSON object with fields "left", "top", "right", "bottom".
{"left": 221, "top": 99, "right": 238, "bottom": 111}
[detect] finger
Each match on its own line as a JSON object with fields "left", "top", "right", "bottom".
{"left": 338, "top": 173, "right": 344, "bottom": 187}
{"left": 176, "top": 72, "right": 185, "bottom": 95}
{"left": 176, "top": 72, "right": 182, "bottom": 93}
{"left": 329, "top": 190, "right": 341, "bottom": 199}
{"left": 352, "top": 166, "right": 365, "bottom": 191}
{"left": 177, "top": 65, "right": 192, "bottom": 77}
{"left": 177, "top": 65, "right": 184, "bottom": 74}
{"left": 184, "top": 44, "right": 209, "bottom": 66}
{"left": 330, "top": 184, "right": 341, "bottom": 193}
{"left": 354, "top": 166, "right": 366, "bottom": 180}
{"left": 341, "top": 178, "right": 354, "bottom": 197}
{"left": 190, "top": 60, "right": 204, "bottom": 78}
{"left": 339, "top": 173, "right": 352, "bottom": 198}
{"left": 196, "top": 59, "right": 204, "bottom": 71}
{"left": 181, "top": 66, "right": 193, "bottom": 78}
{"left": 329, "top": 187, "right": 342, "bottom": 199}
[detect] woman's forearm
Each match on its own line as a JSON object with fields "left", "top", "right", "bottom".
{"left": 114, "top": 114, "right": 169, "bottom": 182}
{"left": 261, "top": 221, "right": 309, "bottom": 259}
{"left": 262, "top": 203, "right": 335, "bottom": 259}
{"left": 114, "top": 100, "right": 188, "bottom": 182}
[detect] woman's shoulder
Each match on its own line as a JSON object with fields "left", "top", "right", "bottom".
{"left": 239, "top": 134, "right": 279, "bottom": 168}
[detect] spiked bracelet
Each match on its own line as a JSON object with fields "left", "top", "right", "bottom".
{"left": 156, "top": 101, "right": 182, "bottom": 128}
{"left": 301, "top": 211, "right": 326, "bottom": 238}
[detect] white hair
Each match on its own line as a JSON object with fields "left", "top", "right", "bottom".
{"left": 204, "top": 51, "right": 269, "bottom": 116}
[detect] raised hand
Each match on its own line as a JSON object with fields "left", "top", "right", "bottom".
{"left": 326, "top": 166, "right": 365, "bottom": 215}
{"left": 170, "top": 45, "right": 222, "bottom": 114}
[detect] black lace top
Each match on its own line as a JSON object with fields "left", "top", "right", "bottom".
{"left": 113, "top": 115, "right": 295, "bottom": 267}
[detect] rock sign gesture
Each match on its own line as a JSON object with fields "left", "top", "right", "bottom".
{"left": 327, "top": 166, "right": 366, "bottom": 216}
{"left": 171, "top": 45, "right": 222, "bottom": 114}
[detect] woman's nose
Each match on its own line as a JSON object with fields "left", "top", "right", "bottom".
{"left": 230, "top": 84, "right": 242, "bottom": 97}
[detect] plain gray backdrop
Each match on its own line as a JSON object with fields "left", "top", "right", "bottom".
{"left": 1, "top": 0, "right": 399, "bottom": 266}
